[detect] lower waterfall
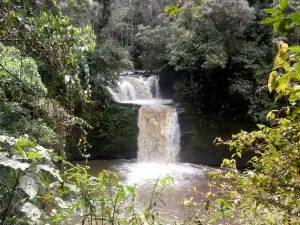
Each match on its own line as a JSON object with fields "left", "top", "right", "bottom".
{"left": 138, "top": 105, "right": 180, "bottom": 163}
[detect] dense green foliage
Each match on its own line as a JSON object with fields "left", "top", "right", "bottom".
{"left": 187, "top": 2, "right": 300, "bottom": 224}
{"left": 0, "top": 0, "right": 133, "bottom": 158}
{"left": 1, "top": 0, "right": 300, "bottom": 224}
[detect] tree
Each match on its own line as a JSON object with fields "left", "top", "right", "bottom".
{"left": 167, "top": 0, "right": 275, "bottom": 122}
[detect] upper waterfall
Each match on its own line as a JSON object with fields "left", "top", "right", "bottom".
{"left": 107, "top": 75, "right": 171, "bottom": 105}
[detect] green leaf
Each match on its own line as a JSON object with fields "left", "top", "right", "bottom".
{"left": 268, "top": 71, "right": 278, "bottom": 93}
{"left": 224, "top": 211, "right": 231, "bottom": 217}
{"left": 164, "top": 4, "right": 181, "bottom": 16}
{"left": 261, "top": 15, "right": 284, "bottom": 24}
{"left": 264, "top": 8, "right": 280, "bottom": 15}
{"left": 257, "top": 124, "right": 266, "bottom": 129}
{"left": 288, "top": 46, "right": 300, "bottom": 52}
{"left": 282, "top": 62, "right": 291, "bottom": 72}
{"left": 98, "top": 172, "right": 104, "bottom": 186}
{"left": 215, "top": 198, "right": 224, "bottom": 205}
{"left": 224, "top": 199, "right": 230, "bottom": 208}
{"left": 275, "top": 92, "right": 285, "bottom": 101}
{"left": 28, "top": 152, "right": 44, "bottom": 159}
{"left": 126, "top": 186, "right": 134, "bottom": 193}
{"left": 292, "top": 107, "right": 300, "bottom": 116}
{"left": 273, "top": 21, "right": 280, "bottom": 32}
{"left": 290, "top": 13, "right": 300, "bottom": 24}
{"left": 160, "top": 179, "right": 166, "bottom": 185}
{"left": 275, "top": 51, "right": 289, "bottom": 66}
{"left": 267, "top": 111, "right": 277, "bottom": 120}
{"left": 16, "top": 139, "right": 36, "bottom": 150}
{"left": 279, "top": 0, "right": 288, "bottom": 11}
{"left": 276, "top": 72, "right": 300, "bottom": 93}
{"left": 37, "top": 165, "right": 62, "bottom": 182}
{"left": 294, "top": 62, "right": 300, "bottom": 72}
{"left": 283, "top": 72, "right": 300, "bottom": 80}
{"left": 288, "top": 90, "right": 300, "bottom": 102}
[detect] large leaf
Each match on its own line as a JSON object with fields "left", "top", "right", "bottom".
{"left": 19, "top": 175, "right": 38, "bottom": 199}
{"left": 275, "top": 51, "right": 289, "bottom": 67}
{"left": 37, "top": 165, "right": 63, "bottom": 182}
{"left": 17, "top": 139, "right": 35, "bottom": 151}
{"left": 34, "top": 146, "right": 51, "bottom": 161}
{"left": 0, "top": 157, "right": 30, "bottom": 171}
{"left": 21, "top": 202, "right": 42, "bottom": 222}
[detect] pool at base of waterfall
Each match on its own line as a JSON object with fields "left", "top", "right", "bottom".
{"left": 81, "top": 160, "right": 212, "bottom": 221}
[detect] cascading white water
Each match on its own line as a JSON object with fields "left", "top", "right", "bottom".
{"left": 138, "top": 105, "right": 180, "bottom": 163}
{"left": 107, "top": 76, "right": 156, "bottom": 101}
{"left": 107, "top": 74, "right": 180, "bottom": 163}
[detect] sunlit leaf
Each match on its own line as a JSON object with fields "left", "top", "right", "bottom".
{"left": 279, "top": 0, "right": 288, "bottom": 11}
{"left": 21, "top": 202, "right": 41, "bottom": 222}
{"left": 264, "top": 8, "right": 280, "bottom": 15}
{"left": 38, "top": 165, "right": 62, "bottom": 182}
{"left": 0, "top": 157, "right": 30, "bottom": 171}
{"left": 268, "top": 71, "right": 278, "bottom": 93}
{"left": 290, "top": 13, "right": 300, "bottom": 24}
{"left": 288, "top": 46, "right": 300, "bottom": 52}
{"left": 282, "top": 62, "right": 291, "bottom": 72}
{"left": 19, "top": 174, "right": 38, "bottom": 199}
{"left": 55, "top": 197, "right": 71, "bottom": 209}
{"left": 261, "top": 15, "right": 284, "bottom": 24}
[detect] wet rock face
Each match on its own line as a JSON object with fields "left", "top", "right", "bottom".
{"left": 158, "top": 69, "right": 177, "bottom": 99}
{"left": 67, "top": 102, "right": 139, "bottom": 161}
{"left": 177, "top": 109, "right": 253, "bottom": 167}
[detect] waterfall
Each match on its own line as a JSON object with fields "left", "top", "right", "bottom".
{"left": 138, "top": 105, "right": 180, "bottom": 163}
{"left": 108, "top": 74, "right": 180, "bottom": 163}
{"left": 107, "top": 75, "right": 159, "bottom": 102}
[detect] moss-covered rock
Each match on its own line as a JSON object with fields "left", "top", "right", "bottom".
{"left": 67, "top": 102, "right": 138, "bottom": 160}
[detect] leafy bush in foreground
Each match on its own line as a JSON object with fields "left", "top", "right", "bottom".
{"left": 0, "top": 135, "right": 175, "bottom": 225}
